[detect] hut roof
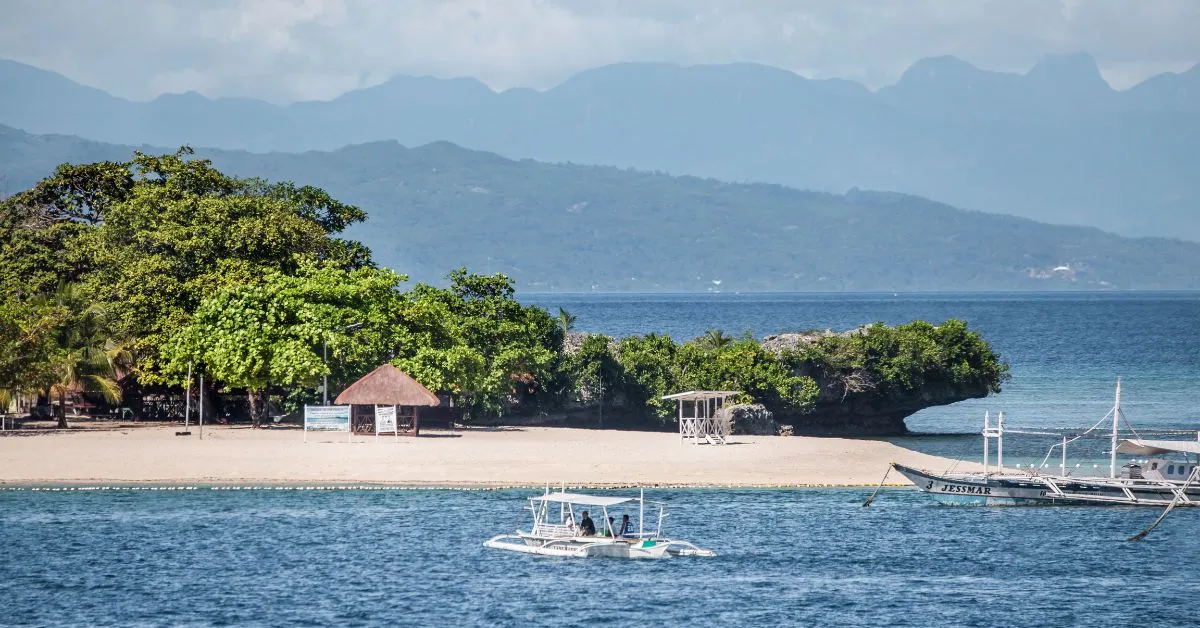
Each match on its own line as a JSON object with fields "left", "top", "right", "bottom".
{"left": 334, "top": 364, "right": 440, "bottom": 407}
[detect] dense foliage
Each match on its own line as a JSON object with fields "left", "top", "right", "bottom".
{"left": 0, "top": 299, "right": 63, "bottom": 410}
{"left": 786, "top": 320, "right": 1010, "bottom": 399}
{"left": 161, "top": 263, "right": 408, "bottom": 424}
{"left": 556, "top": 321, "right": 1006, "bottom": 427}
{"left": 393, "top": 269, "right": 561, "bottom": 416}
{"left": 1, "top": 151, "right": 1009, "bottom": 431}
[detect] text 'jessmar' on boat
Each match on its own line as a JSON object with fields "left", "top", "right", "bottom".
{"left": 483, "top": 488, "right": 715, "bottom": 558}
{"left": 887, "top": 379, "right": 1200, "bottom": 507}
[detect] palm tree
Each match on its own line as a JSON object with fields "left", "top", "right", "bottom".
{"left": 556, "top": 308, "right": 577, "bottom": 334}
{"left": 698, "top": 329, "right": 734, "bottom": 350}
{"left": 43, "top": 286, "right": 131, "bottom": 429}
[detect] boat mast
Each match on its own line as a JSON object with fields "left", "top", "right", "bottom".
{"left": 997, "top": 411, "right": 1004, "bottom": 470}
{"left": 639, "top": 488, "right": 645, "bottom": 538}
{"left": 1110, "top": 378, "right": 1121, "bottom": 478}
{"left": 1061, "top": 435, "right": 1067, "bottom": 477}
{"left": 982, "top": 411, "right": 990, "bottom": 474}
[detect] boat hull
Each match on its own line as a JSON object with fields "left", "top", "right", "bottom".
{"left": 483, "top": 534, "right": 715, "bottom": 558}
{"left": 892, "top": 463, "right": 1200, "bottom": 507}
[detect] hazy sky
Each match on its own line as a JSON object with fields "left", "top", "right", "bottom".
{"left": 2, "top": 0, "right": 1197, "bottom": 102}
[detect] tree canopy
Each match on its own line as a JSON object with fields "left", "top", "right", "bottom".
{"left": 394, "top": 269, "right": 561, "bottom": 416}
{"left": 1, "top": 150, "right": 1010, "bottom": 434}
{"left": 1, "top": 148, "right": 371, "bottom": 386}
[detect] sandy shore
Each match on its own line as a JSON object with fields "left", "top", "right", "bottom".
{"left": 0, "top": 424, "right": 980, "bottom": 488}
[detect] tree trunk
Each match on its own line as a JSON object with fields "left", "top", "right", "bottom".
{"left": 57, "top": 388, "right": 68, "bottom": 429}
{"left": 247, "top": 388, "right": 265, "bottom": 428}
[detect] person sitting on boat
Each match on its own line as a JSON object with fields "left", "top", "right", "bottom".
{"left": 617, "top": 514, "right": 634, "bottom": 538}
{"left": 578, "top": 511, "right": 597, "bottom": 536}
{"left": 599, "top": 516, "right": 615, "bottom": 537}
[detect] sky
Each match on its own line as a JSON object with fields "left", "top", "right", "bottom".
{"left": 2, "top": 0, "right": 1198, "bottom": 103}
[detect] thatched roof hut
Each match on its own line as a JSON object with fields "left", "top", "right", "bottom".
{"left": 336, "top": 364, "right": 439, "bottom": 407}
{"left": 336, "top": 364, "right": 439, "bottom": 436}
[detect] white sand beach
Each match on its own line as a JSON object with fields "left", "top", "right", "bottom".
{"left": 0, "top": 424, "right": 982, "bottom": 488}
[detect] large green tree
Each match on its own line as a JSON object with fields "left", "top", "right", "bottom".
{"left": 394, "top": 269, "right": 560, "bottom": 416}
{"left": 0, "top": 300, "right": 64, "bottom": 413}
{"left": 163, "top": 263, "right": 407, "bottom": 426}
{"left": 0, "top": 148, "right": 371, "bottom": 385}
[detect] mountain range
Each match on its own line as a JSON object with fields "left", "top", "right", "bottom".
{"left": 4, "top": 124, "right": 1199, "bottom": 292}
{"left": 1, "top": 53, "right": 1197, "bottom": 241}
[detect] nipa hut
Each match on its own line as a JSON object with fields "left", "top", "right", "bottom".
{"left": 335, "top": 364, "right": 440, "bottom": 436}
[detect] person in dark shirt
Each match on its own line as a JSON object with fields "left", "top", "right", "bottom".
{"left": 618, "top": 514, "right": 634, "bottom": 538}
{"left": 579, "top": 510, "right": 597, "bottom": 536}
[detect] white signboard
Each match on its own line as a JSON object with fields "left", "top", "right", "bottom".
{"left": 375, "top": 405, "right": 397, "bottom": 434}
{"left": 304, "top": 405, "right": 351, "bottom": 438}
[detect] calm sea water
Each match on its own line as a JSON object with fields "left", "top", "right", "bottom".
{"left": 3, "top": 487, "right": 1197, "bottom": 627}
{"left": 6, "top": 294, "right": 1198, "bottom": 626}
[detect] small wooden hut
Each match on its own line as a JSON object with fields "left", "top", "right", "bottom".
{"left": 661, "top": 390, "right": 740, "bottom": 445}
{"left": 335, "top": 364, "right": 440, "bottom": 436}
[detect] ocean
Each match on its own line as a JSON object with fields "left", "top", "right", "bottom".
{"left": 5, "top": 292, "right": 1199, "bottom": 626}
{"left": 4, "top": 487, "right": 1198, "bottom": 626}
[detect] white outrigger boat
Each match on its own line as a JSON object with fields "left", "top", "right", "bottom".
{"left": 483, "top": 488, "right": 715, "bottom": 558}
{"left": 892, "top": 380, "right": 1200, "bottom": 507}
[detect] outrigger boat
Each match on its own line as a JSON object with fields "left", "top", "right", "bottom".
{"left": 892, "top": 380, "right": 1200, "bottom": 507}
{"left": 483, "top": 488, "right": 715, "bottom": 558}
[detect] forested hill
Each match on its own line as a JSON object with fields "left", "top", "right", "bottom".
{"left": 3, "top": 124, "right": 1199, "bottom": 292}
{"left": 3, "top": 54, "right": 1198, "bottom": 240}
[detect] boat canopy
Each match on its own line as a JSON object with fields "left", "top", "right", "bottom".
{"left": 1116, "top": 438, "right": 1200, "bottom": 456}
{"left": 531, "top": 493, "right": 638, "bottom": 507}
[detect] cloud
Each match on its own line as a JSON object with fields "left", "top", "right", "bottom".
{"left": 1, "top": 0, "right": 1197, "bottom": 102}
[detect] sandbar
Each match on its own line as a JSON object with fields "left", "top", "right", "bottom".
{"left": 0, "top": 425, "right": 979, "bottom": 488}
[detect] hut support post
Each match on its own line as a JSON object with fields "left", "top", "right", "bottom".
{"left": 184, "top": 362, "right": 192, "bottom": 430}
{"left": 414, "top": 406, "right": 420, "bottom": 437}
{"left": 678, "top": 401, "right": 684, "bottom": 443}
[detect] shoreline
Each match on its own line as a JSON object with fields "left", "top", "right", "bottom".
{"left": 1, "top": 482, "right": 914, "bottom": 490}
{"left": 0, "top": 424, "right": 977, "bottom": 489}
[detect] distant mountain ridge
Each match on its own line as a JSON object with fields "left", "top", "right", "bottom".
{"left": 4, "top": 124, "right": 1199, "bottom": 292}
{"left": 2, "top": 53, "right": 1198, "bottom": 242}
{"left": 3, "top": 53, "right": 1199, "bottom": 242}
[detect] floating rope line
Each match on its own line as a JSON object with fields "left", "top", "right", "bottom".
{"left": 0, "top": 482, "right": 896, "bottom": 492}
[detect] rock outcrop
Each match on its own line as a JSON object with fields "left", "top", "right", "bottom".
{"left": 760, "top": 328, "right": 868, "bottom": 354}
{"left": 725, "top": 404, "right": 776, "bottom": 435}
{"left": 761, "top": 326, "right": 994, "bottom": 436}
{"left": 783, "top": 371, "right": 991, "bottom": 436}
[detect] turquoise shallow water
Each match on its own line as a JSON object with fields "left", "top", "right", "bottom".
{"left": 3, "top": 488, "right": 1198, "bottom": 626}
